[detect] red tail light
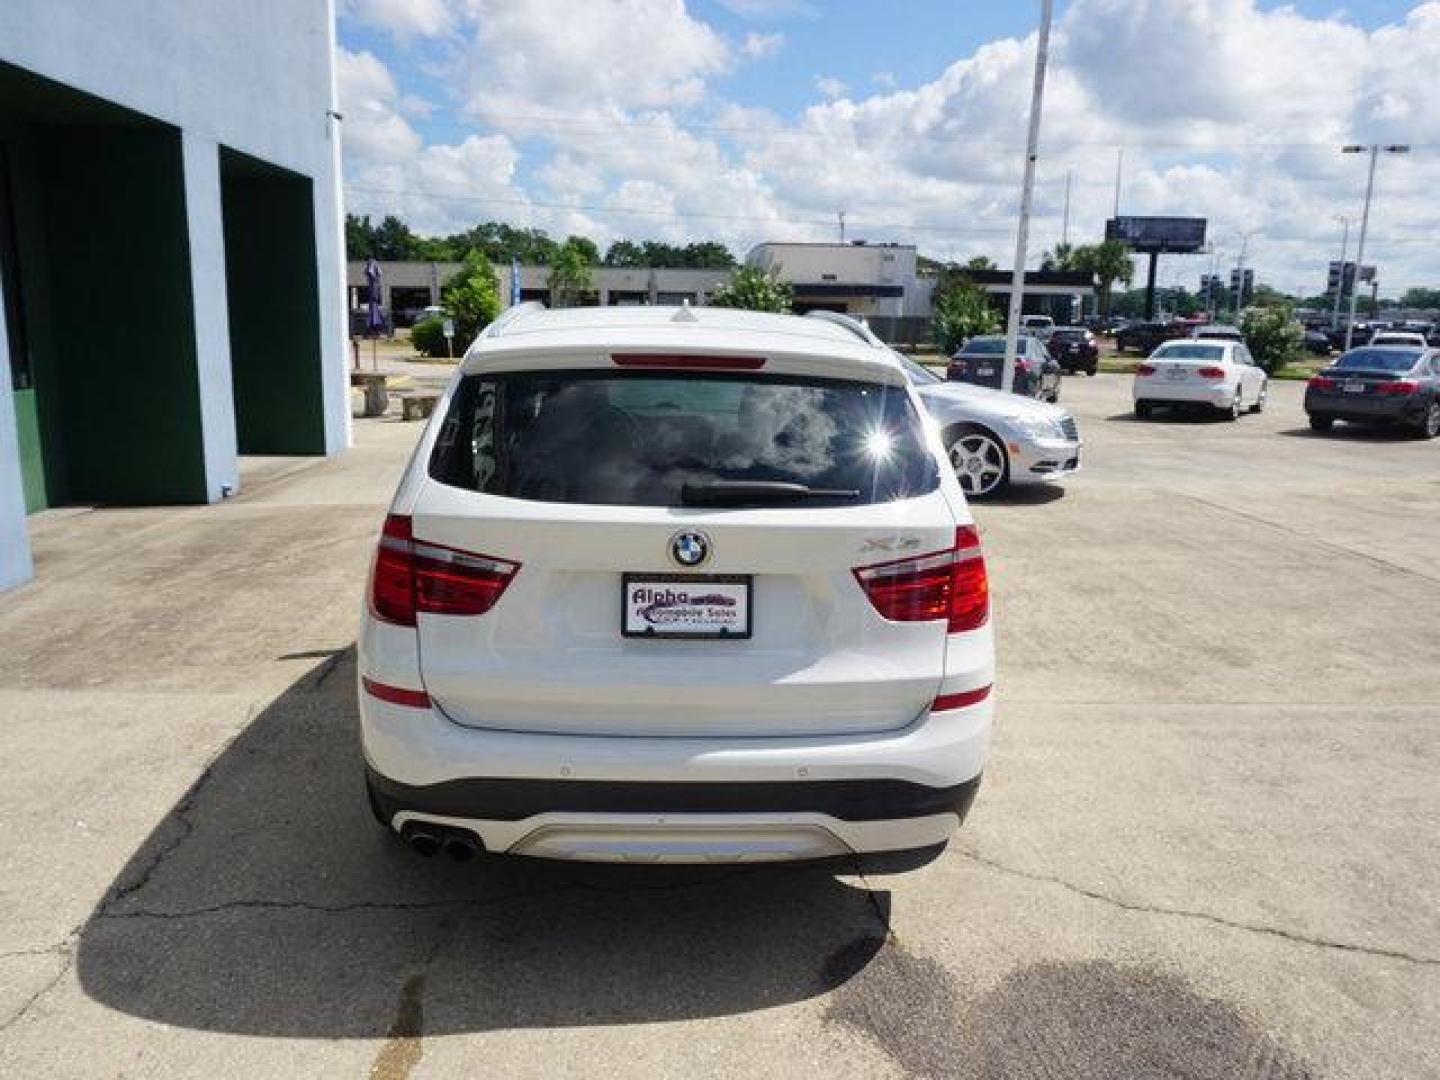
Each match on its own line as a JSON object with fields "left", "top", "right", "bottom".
{"left": 1015, "top": 358, "right": 1030, "bottom": 372}
{"left": 931, "top": 684, "right": 992, "bottom": 712}
{"left": 613, "top": 353, "right": 766, "bottom": 370}
{"left": 853, "top": 525, "right": 989, "bottom": 633}
{"left": 1137, "top": 364, "right": 1156, "bottom": 376}
{"left": 1196, "top": 366, "right": 1226, "bottom": 379}
{"left": 1379, "top": 380, "right": 1418, "bottom": 394}
{"left": 368, "top": 513, "right": 520, "bottom": 627}
{"left": 1309, "top": 375, "right": 1336, "bottom": 390}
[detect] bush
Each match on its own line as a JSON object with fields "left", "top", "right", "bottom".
{"left": 932, "top": 280, "right": 1000, "bottom": 353}
{"left": 442, "top": 250, "right": 502, "bottom": 343}
{"left": 410, "top": 317, "right": 452, "bottom": 359}
{"left": 1241, "top": 305, "right": 1304, "bottom": 373}
{"left": 708, "top": 265, "right": 793, "bottom": 313}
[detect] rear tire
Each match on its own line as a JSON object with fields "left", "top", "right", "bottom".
{"left": 1415, "top": 401, "right": 1440, "bottom": 440}
{"left": 1134, "top": 400, "right": 1154, "bottom": 419}
{"left": 1218, "top": 391, "right": 1241, "bottom": 422}
{"left": 1250, "top": 383, "right": 1267, "bottom": 414}
{"left": 1308, "top": 414, "right": 1334, "bottom": 433}
{"left": 1086, "top": 362, "right": 1098, "bottom": 376}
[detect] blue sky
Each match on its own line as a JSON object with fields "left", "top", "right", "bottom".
{"left": 335, "top": 1, "right": 1439, "bottom": 293}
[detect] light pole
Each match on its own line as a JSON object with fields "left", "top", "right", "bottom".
{"left": 1341, "top": 143, "right": 1410, "bottom": 350}
{"left": 1001, "top": 0, "right": 1053, "bottom": 396}
{"left": 1330, "top": 216, "right": 1349, "bottom": 331}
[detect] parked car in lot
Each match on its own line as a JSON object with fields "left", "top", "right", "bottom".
{"left": 1047, "top": 326, "right": 1100, "bottom": 375}
{"left": 947, "top": 334, "right": 1061, "bottom": 402}
{"left": 1021, "top": 314, "right": 1055, "bottom": 340}
{"left": 1305, "top": 346, "right": 1440, "bottom": 438}
{"left": 1368, "top": 330, "right": 1428, "bottom": 348}
{"left": 1303, "top": 328, "right": 1333, "bottom": 355}
{"left": 901, "top": 355, "right": 1081, "bottom": 498}
{"left": 1191, "top": 324, "right": 1244, "bottom": 343}
{"left": 360, "top": 305, "right": 994, "bottom": 864}
{"left": 1133, "top": 339, "right": 1268, "bottom": 420}
{"left": 1116, "top": 320, "right": 1190, "bottom": 354}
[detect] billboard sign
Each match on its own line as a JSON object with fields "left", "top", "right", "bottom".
{"left": 1105, "top": 216, "right": 1207, "bottom": 253}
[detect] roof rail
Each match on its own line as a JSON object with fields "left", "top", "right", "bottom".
{"left": 804, "top": 309, "right": 884, "bottom": 347}
{"left": 480, "top": 301, "right": 546, "bottom": 339}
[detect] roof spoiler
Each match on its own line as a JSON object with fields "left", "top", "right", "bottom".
{"left": 804, "top": 310, "right": 884, "bottom": 347}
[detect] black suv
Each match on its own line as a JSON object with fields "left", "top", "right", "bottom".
{"left": 1047, "top": 326, "right": 1099, "bottom": 375}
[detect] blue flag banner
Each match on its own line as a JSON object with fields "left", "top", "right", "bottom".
{"left": 510, "top": 256, "right": 522, "bottom": 307}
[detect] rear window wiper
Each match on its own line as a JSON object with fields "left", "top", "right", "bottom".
{"left": 679, "top": 480, "right": 862, "bottom": 507}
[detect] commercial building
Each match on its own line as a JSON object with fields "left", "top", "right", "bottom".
{"left": 347, "top": 261, "right": 732, "bottom": 324}
{"left": 1, "top": 1, "right": 350, "bottom": 591}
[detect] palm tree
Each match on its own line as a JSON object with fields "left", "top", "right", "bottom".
{"left": 1071, "top": 241, "right": 1134, "bottom": 319}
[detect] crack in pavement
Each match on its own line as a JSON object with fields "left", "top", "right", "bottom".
{"left": 0, "top": 930, "right": 79, "bottom": 1035}
{"left": 99, "top": 706, "right": 256, "bottom": 914}
{"left": 957, "top": 848, "right": 1440, "bottom": 967}
{"left": 1172, "top": 490, "right": 1440, "bottom": 589}
{"left": 97, "top": 864, "right": 780, "bottom": 924}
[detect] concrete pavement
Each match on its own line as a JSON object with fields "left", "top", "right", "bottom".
{"left": 0, "top": 374, "right": 1436, "bottom": 1078}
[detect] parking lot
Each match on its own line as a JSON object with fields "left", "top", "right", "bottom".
{"left": 0, "top": 372, "right": 1436, "bottom": 1079}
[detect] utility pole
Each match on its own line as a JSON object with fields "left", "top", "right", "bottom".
{"left": 837, "top": 210, "right": 846, "bottom": 244}
{"left": 1061, "top": 169, "right": 1072, "bottom": 247}
{"left": 1232, "top": 232, "right": 1256, "bottom": 323}
{"left": 1001, "top": 0, "right": 1053, "bottom": 396}
{"left": 1341, "top": 143, "right": 1409, "bottom": 351}
{"left": 1330, "top": 216, "right": 1349, "bottom": 331}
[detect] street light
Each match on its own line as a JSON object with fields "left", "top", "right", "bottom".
{"left": 1232, "top": 230, "right": 1259, "bottom": 323}
{"left": 1340, "top": 143, "right": 1410, "bottom": 350}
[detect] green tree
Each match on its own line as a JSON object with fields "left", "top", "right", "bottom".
{"left": 1399, "top": 287, "right": 1440, "bottom": 309}
{"left": 683, "top": 241, "right": 737, "bottom": 269}
{"left": 964, "top": 255, "right": 997, "bottom": 272}
{"left": 1039, "top": 243, "right": 1077, "bottom": 272}
{"left": 547, "top": 238, "right": 596, "bottom": 307}
{"left": 603, "top": 239, "right": 646, "bottom": 266}
{"left": 932, "top": 278, "right": 1000, "bottom": 353}
{"left": 345, "top": 214, "right": 377, "bottom": 260}
{"left": 708, "top": 265, "right": 793, "bottom": 312}
{"left": 1070, "top": 240, "right": 1134, "bottom": 319}
{"left": 1241, "top": 303, "right": 1304, "bottom": 373}
{"left": 372, "top": 215, "right": 423, "bottom": 261}
{"left": 440, "top": 250, "right": 501, "bottom": 345}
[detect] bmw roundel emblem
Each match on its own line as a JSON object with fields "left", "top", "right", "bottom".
{"left": 670, "top": 530, "right": 711, "bottom": 567}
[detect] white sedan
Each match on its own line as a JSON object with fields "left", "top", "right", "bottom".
{"left": 1133, "top": 339, "right": 1268, "bottom": 420}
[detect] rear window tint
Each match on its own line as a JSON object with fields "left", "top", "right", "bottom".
{"left": 429, "top": 370, "right": 940, "bottom": 508}
{"left": 1153, "top": 344, "right": 1225, "bottom": 361}
{"left": 959, "top": 339, "right": 1006, "bottom": 354}
{"left": 1335, "top": 349, "right": 1419, "bottom": 371}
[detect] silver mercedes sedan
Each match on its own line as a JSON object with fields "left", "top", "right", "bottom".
{"left": 898, "top": 354, "right": 1082, "bottom": 498}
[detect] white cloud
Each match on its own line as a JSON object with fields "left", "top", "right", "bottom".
{"left": 814, "top": 75, "right": 847, "bottom": 100}
{"left": 457, "top": 0, "right": 731, "bottom": 120}
{"left": 344, "top": 0, "right": 454, "bottom": 39}
{"left": 742, "top": 31, "right": 785, "bottom": 60}
{"left": 871, "top": 71, "right": 897, "bottom": 89}
{"left": 337, "top": 0, "right": 1440, "bottom": 293}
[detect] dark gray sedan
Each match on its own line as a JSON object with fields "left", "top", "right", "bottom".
{"left": 946, "top": 334, "right": 1061, "bottom": 402}
{"left": 1305, "top": 346, "right": 1440, "bottom": 438}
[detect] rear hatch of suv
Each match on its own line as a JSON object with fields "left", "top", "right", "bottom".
{"left": 406, "top": 359, "right": 964, "bottom": 739}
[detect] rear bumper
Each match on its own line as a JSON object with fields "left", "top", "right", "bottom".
{"left": 367, "top": 766, "right": 980, "bottom": 861}
{"left": 359, "top": 688, "right": 992, "bottom": 859}
{"left": 1304, "top": 393, "right": 1421, "bottom": 422}
{"left": 1134, "top": 380, "right": 1231, "bottom": 407}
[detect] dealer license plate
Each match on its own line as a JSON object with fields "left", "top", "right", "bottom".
{"left": 976, "top": 366, "right": 996, "bottom": 378}
{"left": 622, "top": 574, "right": 752, "bottom": 639}
{"left": 1343, "top": 380, "right": 1365, "bottom": 393}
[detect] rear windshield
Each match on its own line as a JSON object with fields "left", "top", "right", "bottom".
{"left": 959, "top": 338, "right": 1006, "bottom": 354}
{"left": 1153, "top": 344, "right": 1225, "bottom": 360}
{"left": 429, "top": 370, "right": 939, "bottom": 508}
{"left": 1050, "top": 329, "right": 1087, "bottom": 342}
{"left": 1335, "top": 349, "right": 1419, "bottom": 372}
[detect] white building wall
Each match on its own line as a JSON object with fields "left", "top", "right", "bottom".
{"left": 181, "top": 132, "right": 240, "bottom": 501}
{"left": 1, "top": 0, "right": 350, "bottom": 462}
{"left": 0, "top": 280, "right": 32, "bottom": 591}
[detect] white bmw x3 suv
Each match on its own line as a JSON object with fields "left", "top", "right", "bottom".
{"left": 358, "top": 305, "right": 994, "bottom": 865}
